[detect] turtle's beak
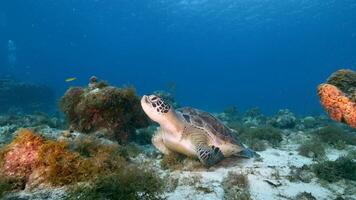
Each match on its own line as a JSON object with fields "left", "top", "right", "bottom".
{"left": 141, "top": 95, "right": 150, "bottom": 104}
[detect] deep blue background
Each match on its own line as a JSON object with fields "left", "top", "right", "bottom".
{"left": 1, "top": 0, "right": 356, "bottom": 114}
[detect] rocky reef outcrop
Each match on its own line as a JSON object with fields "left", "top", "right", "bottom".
{"left": 268, "top": 109, "right": 297, "bottom": 129}
{"left": 318, "top": 69, "right": 356, "bottom": 128}
{"left": 0, "top": 106, "right": 355, "bottom": 200}
{"left": 0, "top": 79, "right": 55, "bottom": 114}
{"left": 59, "top": 77, "right": 150, "bottom": 143}
{"left": 0, "top": 128, "right": 164, "bottom": 199}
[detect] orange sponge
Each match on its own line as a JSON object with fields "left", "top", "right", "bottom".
{"left": 318, "top": 84, "right": 356, "bottom": 128}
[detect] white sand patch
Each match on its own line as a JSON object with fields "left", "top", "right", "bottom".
{"left": 160, "top": 146, "right": 355, "bottom": 200}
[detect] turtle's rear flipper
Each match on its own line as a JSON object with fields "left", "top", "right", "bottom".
{"left": 197, "top": 145, "right": 225, "bottom": 167}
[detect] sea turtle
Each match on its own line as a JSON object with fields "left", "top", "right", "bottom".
{"left": 141, "top": 94, "right": 256, "bottom": 167}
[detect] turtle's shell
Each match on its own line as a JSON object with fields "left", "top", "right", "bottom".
{"left": 177, "top": 107, "right": 242, "bottom": 145}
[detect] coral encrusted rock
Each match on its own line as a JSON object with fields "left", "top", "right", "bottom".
{"left": 60, "top": 77, "right": 150, "bottom": 142}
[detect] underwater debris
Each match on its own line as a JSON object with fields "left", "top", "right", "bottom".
{"left": 318, "top": 69, "right": 356, "bottom": 128}
{"left": 313, "top": 157, "right": 356, "bottom": 182}
{"left": 263, "top": 179, "right": 282, "bottom": 188}
{"left": 0, "top": 79, "right": 55, "bottom": 114}
{"left": 268, "top": 109, "right": 297, "bottom": 129}
{"left": 222, "top": 171, "right": 251, "bottom": 200}
{"left": 60, "top": 77, "right": 149, "bottom": 143}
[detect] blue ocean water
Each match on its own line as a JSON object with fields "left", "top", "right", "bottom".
{"left": 1, "top": 0, "right": 355, "bottom": 114}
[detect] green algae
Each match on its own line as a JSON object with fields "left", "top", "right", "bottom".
{"left": 222, "top": 171, "right": 251, "bottom": 200}
{"left": 298, "top": 142, "right": 325, "bottom": 159}
{"left": 239, "top": 126, "right": 283, "bottom": 151}
{"left": 312, "top": 125, "right": 356, "bottom": 147}
{"left": 313, "top": 157, "right": 356, "bottom": 182}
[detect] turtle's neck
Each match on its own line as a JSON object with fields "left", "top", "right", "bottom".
{"left": 160, "top": 110, "right": 185, "bottom": 134}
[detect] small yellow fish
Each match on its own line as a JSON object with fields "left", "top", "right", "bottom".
{"left": 65, "top": 77, "right": 77, "bottom": 82}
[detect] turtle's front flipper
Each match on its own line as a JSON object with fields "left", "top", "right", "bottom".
{"left": 196, "top": 145, "right": 225, "bottom": 167}
{"left": 152, "top": 128, "right": 172, "bottom": 155}
{"left": 189, "top": 129, "right": 224, "bottom": 167}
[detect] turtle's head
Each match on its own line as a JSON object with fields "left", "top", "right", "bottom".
{"left": 141, "top": 95, "right": 174, "bottom": 125}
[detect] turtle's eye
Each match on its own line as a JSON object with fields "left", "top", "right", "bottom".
{"left": 150, "top": 95, "right": 161, "bottom": 102}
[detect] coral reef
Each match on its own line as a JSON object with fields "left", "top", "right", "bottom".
{"left": 60, "top": 77, "right": 149, "bottom": 143}
{"left": 0, "top": 113, "right": 65, "bottom": 128}
{"left": 0, "top": 129, "right": 45, "bottom": 182}
{"left": 0, "top": 129, "right": 95, "bottom": 188}
{"left": 318, "top": 69, "right": 356, "bottom": 128}
{"left": 0, "top": 129, "right": 164, "bottom": 199}
{"left": 301, "top": 116, "right": 318, "bottom": 129}
{"left": 313, "top": 157, "right": 356, "bottom": 182}
{"left": 239, "top": 126, "right": 283, "bottom": 151}
{"left": 0, "top": 79, "right": 55, "bottom": 114}
{"left": 318, "top": 84, "right": 356, "bottom": 128}
{"left": 241, "top": 107, "right": 267, "bottom": 127}
{"left": 0, "top": 113, "right": 66, "bottom": 147}
{"left": 268, "top": 109, "right": 296, "bottom": 129}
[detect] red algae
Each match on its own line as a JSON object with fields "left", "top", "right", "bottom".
{"left": 1, "top": 129, "right": 44, "bottom": 179}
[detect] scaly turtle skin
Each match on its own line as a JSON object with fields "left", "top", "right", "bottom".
{"left": 141, "top": 95, "right": 255, "bottom": 167}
